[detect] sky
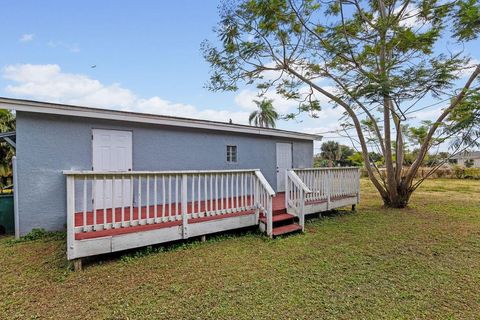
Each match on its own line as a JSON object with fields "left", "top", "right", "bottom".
{"left": 0, "top": 0, "right": 478, "bottom": 154}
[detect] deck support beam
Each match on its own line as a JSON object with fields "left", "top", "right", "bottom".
{"left": 200, "top": 235, "right": 206, "bottom": 242}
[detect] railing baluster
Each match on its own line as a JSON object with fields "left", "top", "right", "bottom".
{"left": 168, "top": 175, "right": 173, "bottom": 221}
{"left": 209, "top": 174, "right": 213, "bottom": 216}
{"left": 138, "top": 175, "right": 142, "bottom": 225}
{"left": 235, "top": 173, "right": 239, "bottom": 211}
{"left": 93, "top": 175, "right": 97, "bottom": 230}
{"left": 225, "top": 174, "right": 229, "bottom": 213}
{"left": 154, "top": 175, "right": 158, "bottom": 223}
{"left": 83, "top": 176, "right": 87, "bottom": 232}
{"left": 231, "top": 173, "right": 234, "bottom": 212}
{"left": 215, "top": 174, "right": 219, "bottom": 215}
{"left": 103, "top": 176, "right": 107, "bottom": 229}
{"left": 111, "top": 174, "right": 116, "bottom": 228}
{"left": 162, "top": 176, "right": 166, "bottom": 221}
{"left": 130, "top": 176, "right": 134, "bottom": 226}
{"left": 121, "top": 175, "right": 125, "bottom": 227}
{"left": 191, "top": 174, "right": 195, "bottom": 217}
{"left": 175, "top": 174, "right": 179, "bottom": 220}
{"left": 204, "top": 174, "right": 208, "bottom": 216}
{"left": 220, "top": 174, "right": 224, "bottom": 213}
{"left": 146, "top": 175, "right": 150, "bottom": 224}
{"left": 197, "top": 174, "right": 201, "bottom": 216}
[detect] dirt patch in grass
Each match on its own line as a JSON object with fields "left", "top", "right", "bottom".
{"left": 1, "top": 179, "right": 480, "bottom": 319}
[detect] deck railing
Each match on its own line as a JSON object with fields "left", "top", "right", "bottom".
{"left": 65, "top": 169, "right": 275, "bottom": 258}
{"left": 285, "top": 167, "right": 360, "bottom": 220}
{"left": 285, "top": 170, "right": 311, "bottom": 231}
{"left": 287, "top": 167, "right": 360, "bottom": 210}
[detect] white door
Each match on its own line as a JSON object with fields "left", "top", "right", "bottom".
{"left": 276, "top": 143, "right": 292, "bottom": 192}
{"left": 92, "top": 129, "right": 132, "bottom": 209}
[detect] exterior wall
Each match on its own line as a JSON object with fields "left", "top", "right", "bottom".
{"left": 453, "top": 157, "right": 480, "bottom": 168}
{"left": 16, "top": 111, "right": 313, "bottom": 235}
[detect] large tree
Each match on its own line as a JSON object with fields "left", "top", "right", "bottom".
{"left": 203, "top": 0, "right": 480, "bottom": 208}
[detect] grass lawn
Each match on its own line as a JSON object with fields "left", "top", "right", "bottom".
{"left": 1, "top": 179, "right": 480, "bottom": 319}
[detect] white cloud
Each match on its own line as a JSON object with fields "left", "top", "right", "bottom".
{"left": 457, "top": 59, "right": 480, "bottom": 78}
{"left": 2, "top": 64, "right": 348, "bottom": 128}
{"left": 412, "top": 106, "right": 444, "bottom": 121}
{"left": 19, "top": 34, "right": 34, "bottom": 42}
{"left": 234, "top": 89, "right": 298, "bottom": 114}
{"left": 47, "top": 41, "right": 80, "bottom": 53}
{"left": 133, "top": 97, "right": 250, "bottom": 123}
{"left": 4, "top": 64, "right": 136, "bottom": 108}
{"left": 394, "top": 4, "right": 421, "bottom": 28}
{"left": 234, "top": 85, "right": 338, "bottom": 115}
{"left": 2, "top": 64, "right": 250, "bottom": 124}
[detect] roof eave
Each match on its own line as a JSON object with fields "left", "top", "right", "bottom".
{"left": 0, "top": 97, "right": 321, "bottom": 141}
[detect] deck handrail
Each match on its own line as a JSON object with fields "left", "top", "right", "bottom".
{"left": 285, "top": 170, "right": 311, "bottom": 231}
{"left": 291, "top": 167, "right": 360, "bottom": 208}
{"left": 293, "top": 167, "right": 360, "bottom": 171}
{"left": 63, "top": 169, "right": 260, "bottom": 176}
{"left": 286, "top": 170, "right": 312, "bottom": 194}
{"left": 254, "top": 170, "right": 275, "bottom": 237}
{"left": 65, "top": 168, "right": 277, "bottom": 259}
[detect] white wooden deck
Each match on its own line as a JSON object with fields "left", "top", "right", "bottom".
{"left": 64, "top": 167, "right": 360, "bottom": 266}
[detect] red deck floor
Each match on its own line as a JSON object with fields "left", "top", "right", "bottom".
{"left": 74, "top": 193, "right": 287, "bottom": 240}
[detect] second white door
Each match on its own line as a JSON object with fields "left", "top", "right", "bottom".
{"left": 92, "top": 129, "right": 132, "bottom": 209}
{"left": 276, "top": 143, "right": 292, "bottom": 192}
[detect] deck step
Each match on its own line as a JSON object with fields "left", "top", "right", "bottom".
{"left": 259, "top": 213, "right": 295, "bottom": 224}
{"left": 272, "top": 223, "right": 302, "bottom": 236}
{"left": 273, "top": 208, "right": 287, "bottom": 215}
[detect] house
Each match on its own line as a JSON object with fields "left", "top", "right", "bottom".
{"left": 451, "top": 151, "right": 480, "bottom": 168}
{"left": 0, "top": 97, "right": 360, "bottom": 268}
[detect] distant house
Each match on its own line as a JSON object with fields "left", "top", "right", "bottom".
{"left": 451, "top": 151, "right": 480, "bottom": 168}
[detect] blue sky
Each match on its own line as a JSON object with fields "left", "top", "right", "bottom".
{"left": 0, "top": 1, "right": 478, "bottom": 153}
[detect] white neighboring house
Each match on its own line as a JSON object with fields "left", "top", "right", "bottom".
{"left": 451, "top": 151, "right": 480, "bottom": 168}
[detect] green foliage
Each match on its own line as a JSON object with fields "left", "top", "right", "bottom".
{"left": 204, "top": 0, "right": 480, "bottom": 206}
{"left": 317, "top": 141, "right": 357, "bottom": 166}
{"left": 453, "top": 0, "right": 480, "bottom": 41}
{"left": 248, "top": 98, "right": 278, "bottom": 128}
{"left": 0, "top": 110, "right": 15, "bottom": 189}
{"left": 348, "top": 152, "right": 364, "bottom": 166}
{"left": 7, "top": 228, "right": 66, "bottom": 244}
{"left": 453, "top": 165, "right": 480, "bottom": 179}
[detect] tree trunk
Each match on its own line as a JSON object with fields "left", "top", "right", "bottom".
{"left": 381, "top": 183, "right": 412, "bottom": 208}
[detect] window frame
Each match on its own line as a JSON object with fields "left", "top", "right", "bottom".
{"left": 226, "top": 145, "right": 238, "bottom": 163}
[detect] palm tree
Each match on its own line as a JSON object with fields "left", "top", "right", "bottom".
{"left": 320, "top": 141, "right": 341, "bottom": 167}
{"left": 248, "top": 99, "right": 278, "bottom": 128}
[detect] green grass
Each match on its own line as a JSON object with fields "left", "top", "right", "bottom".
{"left": 1, "top": 179, "right": 480, "bottom": 319}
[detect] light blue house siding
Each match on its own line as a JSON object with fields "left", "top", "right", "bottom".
{"left": 16, "top": 111, "right": 313, "bottom": 235}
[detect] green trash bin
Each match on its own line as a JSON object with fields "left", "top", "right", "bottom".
{"left": 0, "top": 194, "right": 14, "bottom": 235}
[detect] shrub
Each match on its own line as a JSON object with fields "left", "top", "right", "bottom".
{"left": 452, "top": 165, "right": 465, "bottom": 179}
{"left": 464, "top": 167, "right": 480, "bottom": 179}
{"left": 7, "top": 228, "right": 65, "bottom": 244}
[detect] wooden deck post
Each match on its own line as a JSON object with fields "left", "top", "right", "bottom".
{"left": 299, "top": 189, "right": 305, "bottom": 232}
{"left": 181, "top": 174, "right": 188, "bottom": 239}
{"left": 73, "top": 258, "right": 82, "bottom": 272}
{"left": 66, "top": 175, "right": 76, "bottom": 261}
{"left": 326, "top": 170, "right": 331, "bottom": 210}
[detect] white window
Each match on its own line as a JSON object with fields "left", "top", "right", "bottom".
{"left": 226, "top": 145, "right": 237, "bottom": 163}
